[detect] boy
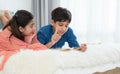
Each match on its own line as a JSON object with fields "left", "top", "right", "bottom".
{"left": 37, "top": 7, "right": 87, "bottom": 51}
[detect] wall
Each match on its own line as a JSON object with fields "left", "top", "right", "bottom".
{"left": 0, "top": 0, "right": 32, "bottom": 29}
{"left": 48, "top": 0, "right": 60, "bottom": 23}
{"left": 0, "top": 0, "right": 32, "bottom": 12}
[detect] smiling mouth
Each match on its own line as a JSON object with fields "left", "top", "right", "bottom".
{"left": 58, "top": 31, "right": 65, "bottom": 35}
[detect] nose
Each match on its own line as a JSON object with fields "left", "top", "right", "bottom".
{"left": 62, "top": 26, "right": 67, "bottom": 31}
{"left": 32, "top": 26, "right": 36, "bottom": 32}
{"left": 33, "top": 26, "right": 36, "bottom": 30}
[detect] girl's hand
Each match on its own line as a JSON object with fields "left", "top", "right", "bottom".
{"left": 24, "top": 29, "right": 36, "bottom": 44}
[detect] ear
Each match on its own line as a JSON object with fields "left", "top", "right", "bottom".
{"left": 19, "top": 26, "right": 24, "bottom": 32}
{"left": 50, "top": 20, "right": 55, "bottom": 26}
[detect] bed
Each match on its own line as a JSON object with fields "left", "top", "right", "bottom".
{"left": 0, "top": 43, "right": 120, "bottom": 74}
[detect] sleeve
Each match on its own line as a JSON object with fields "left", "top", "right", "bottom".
{"left": 67, "top": 28, "right": 80, "bottom": 48}
{"left": 27, "top": 43, "right": 47, "bottom": 50}
{"left": 37, "top": 30, "right": 47, "bottom": 45}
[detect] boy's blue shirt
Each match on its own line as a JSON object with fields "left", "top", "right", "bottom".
{"left": 37, "top": 24, "right": 80, "bottom": 48}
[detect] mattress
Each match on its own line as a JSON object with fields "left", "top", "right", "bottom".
{"left": 0, "top": 43, "right": 120, "bottom": 74}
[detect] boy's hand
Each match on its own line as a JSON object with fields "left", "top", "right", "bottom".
{"left": 74, "top": 44, "right": 87, "bottom": 52}
{"left": 51, "top": 29, "right": 61, "bottom": 44}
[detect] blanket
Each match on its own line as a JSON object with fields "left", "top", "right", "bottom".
{"left": 0, "top": 43, "right": 120, "bottom": 74}
{"left": 0, "top": 50, "right": 16, "bottom": 70}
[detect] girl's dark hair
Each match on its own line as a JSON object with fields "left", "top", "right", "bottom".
{"left": 51, "top": 7, "right": 72, "bottom": 23}
{"left": 3, "top": 10, "right": 33, "bottom": 41}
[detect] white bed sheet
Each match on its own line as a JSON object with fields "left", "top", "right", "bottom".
{"left": 1, "top": 43, "right": 120, "bottom": 74}
{"left": 55, "top": 63, "right": 120, "bottom": 74}
{"left": 55, "top": 43, "right": 120, "bottom": 74}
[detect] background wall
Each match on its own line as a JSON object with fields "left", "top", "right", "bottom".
{"left": 0, "top": 0, "right": 32, "bottom": 12}
{"left": 59, "top": 0, "right": 120, "bottom": 43}
{"left": 0, "top": 0, "right": 32, "bottom": 29}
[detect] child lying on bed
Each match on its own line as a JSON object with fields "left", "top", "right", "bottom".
{"left": 0, "top": 9, "right": 87, "bottom": 52}
{"left": 37, "top": 7, "right": 87, "bottom": 52}
{"left": 0, "top": 10, "right": 47, "bottom": 51}
{"left": 0, "top": 10, "right": 87, "bottom": 71}
{"left": 0, "top": 10, "right": 48, "bottom": 70}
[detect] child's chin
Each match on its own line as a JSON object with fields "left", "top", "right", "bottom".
{"left": 59, "top": 33, "right": 64, "bottom": 36}
{"left": 58, "top": 32, "right": 65, "bottom": 36}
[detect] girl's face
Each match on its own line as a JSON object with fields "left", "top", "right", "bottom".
{"left": 19, "top": 19, "right": 35, "bottom": 36}
{"left": 51, "top": 20, "right": 69, "bottom": 36}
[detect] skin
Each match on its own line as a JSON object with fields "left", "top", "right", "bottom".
{"left": 0, "top": 10, "right": 35, "bottom": 37}
{"left": 0, "top": 11, "right": 87, "bottom": 51}
{"left": 45, "top": 20, "right": 69, "bottom": 48}
{"left": 19, "top": 19, "right": 35, "bottom": 36}
{"left": 0, "top": 10, "right": 12, "bottom": 26}
{"left": 51, "top": 20, "right": 69, "bottom": 43}
{"left": 19, "top": 19, "right": 36, "bottom": 44}
{"left": 0, "top": 11, "right": 37, "bottom": 44}
{"left": 46, "top": 20, "right": 87, "bottom": 52}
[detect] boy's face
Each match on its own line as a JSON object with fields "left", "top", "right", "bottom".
{"left": 51, "top": 20, "right": 69, "bottom": 36}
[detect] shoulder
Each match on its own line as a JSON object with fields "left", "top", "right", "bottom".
{"left": 41, "top": 24, "right": 51, "bottom": 30}
{"left": 62, "top": 27, "right": 73, "bottom": 37}
{"left": 0, "top": 27, "right": 11, "bottom": 37}
{"left": 37, "top": 24, "right": 53, "bottom": 38}
{"left": 38, "top": 24, "right": 52, "bottom": 33}
{"left": 63, "top": 27, "right": 76, "bottom": 38}
{"left": 66, "top": 27, "right": 74, "bottom": 34}
{"left": 39, "top": 24, "right": 52, "bottom": 32}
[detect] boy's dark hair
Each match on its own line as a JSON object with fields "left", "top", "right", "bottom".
{"left": 3, "top": 10, "right": 33, "bottom": 41}
{"left": 51, "top": 7, "right": 72, "bottom": 23}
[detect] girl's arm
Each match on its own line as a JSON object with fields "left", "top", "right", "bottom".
{"left": 0, "top": 10, "right": 12, "bottom": 26}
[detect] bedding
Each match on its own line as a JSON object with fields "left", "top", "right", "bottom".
{"left": 0, "top": 43, "right": 120, "bottom": 74}
{"left": 94, "top": 67, "right": 120, "bottom": 74}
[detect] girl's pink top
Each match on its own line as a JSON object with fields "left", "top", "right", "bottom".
{"left": 0, "top": 28, "right": 47, "bottom": 70}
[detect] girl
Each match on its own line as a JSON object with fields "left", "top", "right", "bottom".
{"left": 0, "top": 10, "right": 47, "bottom": 51}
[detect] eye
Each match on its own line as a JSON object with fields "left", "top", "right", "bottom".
{"left": 58, "top": 23, "right": 63, "bottom": 26}
{"left": 65, "top": 24, "right": 68, "bottom": 27}
{"left": 30, "top": 23, "right": 34, "bottom": 28}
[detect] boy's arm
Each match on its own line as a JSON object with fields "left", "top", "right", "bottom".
{"left": 67, "top": 28, "right": 80, "bottom": 47}
{"left": 45, "top": 41, "right": 55, "bottom": 48}
{"left": 74, "top": 44, "right": 87, "bottom": 52}
{"left": 37, "top": 30, "right": 50, "bottom": 47}
{"left": 45, "top": 29, "right": 61, "bottom": 48}
{"left": 67, "top": 28, "right": 87, "bottom": 52}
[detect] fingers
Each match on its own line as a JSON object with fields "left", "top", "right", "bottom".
{"left": 74, "top": 44, "right": 87, "bottom": 52}
{"left": 81, "top": 43, "right": 87, "bottom": 46}
{"left": 4, "top": 10, "right": 12, "bottom": 20}
{"left": 51, "top": 29, "right": 61, "bottom": 43}
{"left": 54, "top": 28, "right": 62, "bottom": 36}
{"left": 0, "top": 10, "right": 12, "bottom": 26}
{"left": 0, "top": 10, "right": 4, "bottom": 15}
{"left": 0, "top": 15, "right": 9, "bottom": 26}
{"left": 55, "top": 28, "right": 58, "bottom": 34}
{"left": 55, "top": 28, "right": 60, "bottom": 35}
